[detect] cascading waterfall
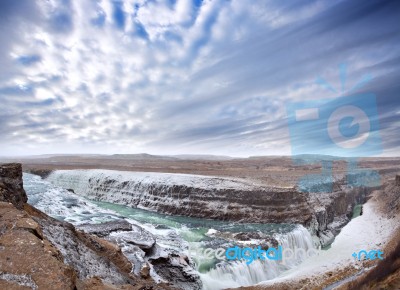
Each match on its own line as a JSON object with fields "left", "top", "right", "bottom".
{"left": 46, "top": 171, "right": 87, "bottom": 193}
{"left": 199, "top": 226, "right": 316, "bottom": 290}
{"left": 46, "top": 170, "right": 161, "bottom": 209}
{"left": 200, "top": 259, "right": 282, "bottom": 290}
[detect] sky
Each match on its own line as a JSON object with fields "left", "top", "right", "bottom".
{"left": 0, "top": 0, "right": 399, "bottom": 157}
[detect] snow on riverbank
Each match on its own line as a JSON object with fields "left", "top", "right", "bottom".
{"left": 256, "top": 194, "right": 398, "bottom": 287}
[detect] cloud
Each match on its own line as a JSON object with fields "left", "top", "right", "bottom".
{"left": 0, "top": 0, "right": 399, "bottom": 157}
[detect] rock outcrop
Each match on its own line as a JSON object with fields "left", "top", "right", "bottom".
{"left": 307, "top": 186, "right": 370, "bottom": 247}
{"left": 108, "top": 225, "right": 156, "bottom": 250}
{"left": 77, "top": 220, "right": 202, "bottom": 289}
{"left": 378, "top": 175, "right": 400, "bottom": 219}
{"left": 0, "top": 163, "right": 28, "bottom": 209}
{"left": 149, "top": 254, "right": 202, "bottom": 290}
{"left": 78, "top": 220, "right": 133, "bottom": 237}
{"left": 396, "top": 175, "right": 400, "bottom": 186}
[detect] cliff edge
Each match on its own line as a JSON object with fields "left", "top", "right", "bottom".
{"left": 0, "top": 163, "right": 28, "bottom": 209}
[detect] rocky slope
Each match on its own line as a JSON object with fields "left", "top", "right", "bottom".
{"left": 0, "top": 163, "right": 183, "bottom": 290}
{"left": 338, "top": 174, "right": 400, "bottom": 289}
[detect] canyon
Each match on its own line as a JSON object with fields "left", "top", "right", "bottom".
{"left": 1, "top": 155, "right": 399, "bottom": 289}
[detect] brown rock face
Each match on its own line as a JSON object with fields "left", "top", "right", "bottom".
{"left": 0, "top": 163, "right": 28, "bottom": 209}
{"left": 396, "top": 175, "right": 400, "bottom": 186}
{"left": 0, "top": 202, "right": 77, "bottom": 290}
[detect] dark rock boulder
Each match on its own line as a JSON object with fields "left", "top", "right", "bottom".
{"left": 78, "top": 220, "right": 133, "bottom": 237}
{"left": 396, "top": 175, "right": 400, "bottom": 186}
{"left": 0, "top": 163, "right": 28, "bottom": 209}
{"left": 263, "top": 236, "right": 279, "bottom": 248}
{"left": 233, "top": 233, "right": 279, "bottom": 249}
{"left": 107, "top": 224, "right": 156, "bottom": 250}
{"left": 149, "top": 253, "right": 202, "bottom": 290}
{"left": 234, "top": 232, "right": 262, "bottom": 241}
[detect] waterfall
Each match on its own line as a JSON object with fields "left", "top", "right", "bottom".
{"left": 46, "top": 169, "right": 178, "bottom": 210}
{"left": 199, "top": 226, "right": 316, "bottom": 290}
{"left": 46, "top": 170, "right": 96, "bottom": 196}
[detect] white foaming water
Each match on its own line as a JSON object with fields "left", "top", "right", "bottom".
{"left": 199, "top": 226, "right": 316, "bottom": 290}
{"left": 24, "top": 173, "right": 122, "bottom": 224}
{"left": 36, "top": 170, "right": 317, "bottom": 289}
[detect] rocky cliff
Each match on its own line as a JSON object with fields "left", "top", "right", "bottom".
{"left": 307, "top": 186, "right": 369, "bottom": 247}
{"left": 0, "top": 163, "right": 27, "bottom": 209}
{"left": 0, "top": 164, "right": 179, "bottom": 290}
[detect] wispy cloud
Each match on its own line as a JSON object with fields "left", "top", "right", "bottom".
{"left": 0, "top": 0, "right": 399, "bottom": 156}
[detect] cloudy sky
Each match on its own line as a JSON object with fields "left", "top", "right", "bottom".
{"left": 0, "top": 0, "right": 399, "bottom": 157}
